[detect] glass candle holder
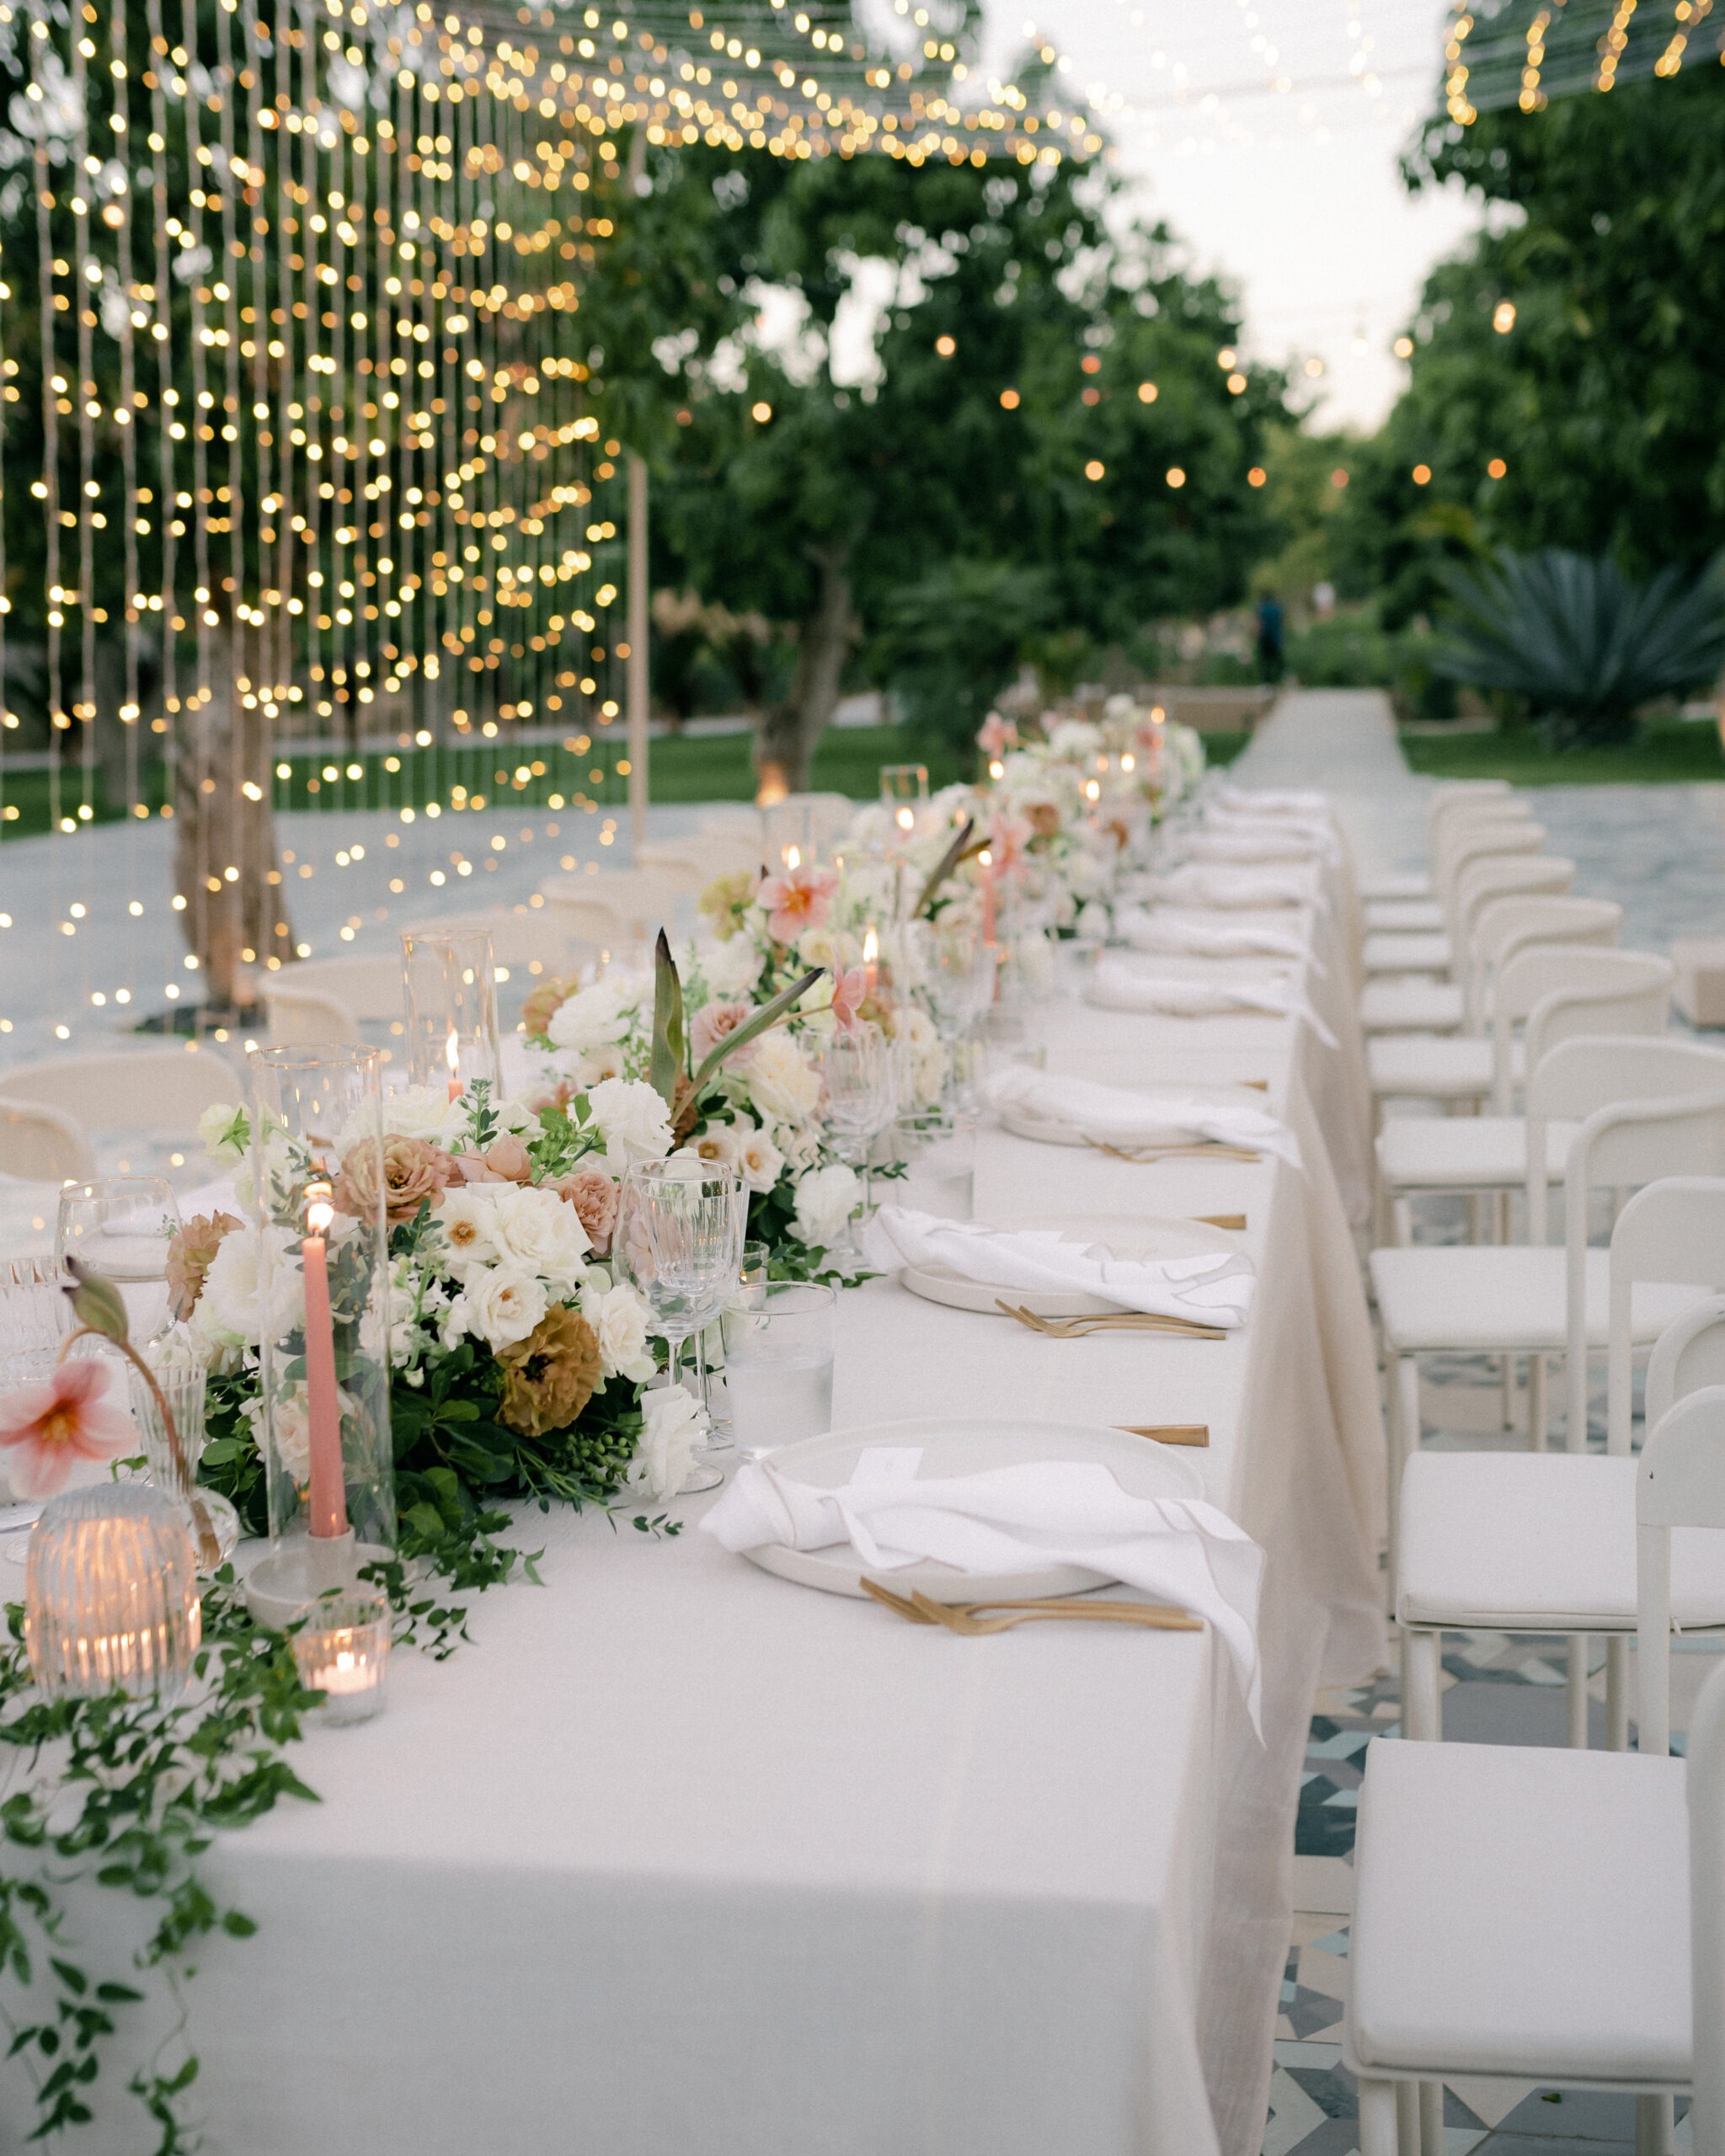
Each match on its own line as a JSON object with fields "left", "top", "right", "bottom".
{"left": 245, "top": 1046, "right": 395, "bottom": 1630}
{"left": 879, "top": 762, "right": 929, "bottom": 810}
{"left": 400, "top": 927, "right": 500, "bottom": 1100}
{"left": 24, "top": 1482, "right": 201, "bottom": 1704}
{"left": 290, "top": 1591, "right": 392, "bottom": 1726}
{"left": 126, "top": 1351, "right": 241, "bottom": 1573}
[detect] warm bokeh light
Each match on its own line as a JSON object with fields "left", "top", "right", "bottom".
{"left": 1226, "top": 372, "right": 1247, "bottom": 395}
{"left": 1393, "top": 336, "right": 1416, "bottom": 360}
{"left": 1166, "top": 467, "right": 1187, "bottom": 488}
{"left": 1487, "top": 457, "right": 1508, "bottom": 478}
{"left": 936, "top": 335, "right": 957, "bottom": 357}
{"left": 1413, "top": 464, "right": 1432, "bottom": 485}
{"left": 1085, "top": 460, "right": 1106, "bottom": 482}
{"left": 1137, "top": 382, "right": 1159, "bottom": 404}
{"left": 1493, "top": 302, "right": 1517, "bottom": 334}
{"left": 1247, "top": 467, "right": 1268, "bottom": 488}
{"left": 1000, "top": 388, "right": 1021, "bottom": 409}
{"left": 751, "top": 402, "right": 774, "bottom": 424}
{"left": 1331, "top": 468, "right": 1350, "bottom": 489}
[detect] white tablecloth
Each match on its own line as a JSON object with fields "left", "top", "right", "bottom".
{"left": 2, "top": 905, "right": 1386, "bottom": 2156}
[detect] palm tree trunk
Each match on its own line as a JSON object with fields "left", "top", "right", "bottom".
{"left": 754, "top": 544, "right": 852, "bottom": 800}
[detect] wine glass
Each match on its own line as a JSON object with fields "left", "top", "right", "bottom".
{"left": 816, "top": 1026, "right": 895, "bottom": 1263}
{"left": 627, "top": 1160, "right": 745, "bottom": 1496}
{"left": 916, "top": 919, "right": 996, "bottom": 1107}
{"left": 55, "top": 1177, "right": 182, "bottom": 1347}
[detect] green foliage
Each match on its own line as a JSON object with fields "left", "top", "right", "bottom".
{"left": 1285, "top": 611, "right": 1457, "bottom": 722}
{"left": 871, "top": 559, "right": 1055, "bottom": 755}
{"left": 1401, "top": 715, "right": 1725, "bottom": 786}
{"left": 1433, "top": 547, "right": 1725, "bottom": 744}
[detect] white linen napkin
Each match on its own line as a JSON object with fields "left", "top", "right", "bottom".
{"left": 862, "top": 1204, "right": 1256, "bottom": 1325}
{"left": 1143, "top": 862, "right": 1320, "bottom": 912}
{"left": 1086, "top": 958, "right": 1338, "bottom": 1049}
{"left": 1114, "top": 906, "right": 1321, "bottom": 972}
{"left": 985, "top": 1065, "right": 1301, "bottom": 1168}
{"left": 1174, "top": 829, "right": 1327, "bottom": 867}
{"left": 1212, "top": 782, "right": 1329, "bottom": 817}
{"left": 703, "top": 1444, "right": 1265, "bottom": 1729}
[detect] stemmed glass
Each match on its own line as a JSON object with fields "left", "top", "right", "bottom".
{"left": 916, "top": 919, "right": 996, "bottom": 1109}
{"left": 625, "top": 1160, "right": 745, "bottom": 1497}
{"left": 55, "top": 1177, "right": 182, "bottom": 1347}
{"left": 815, "top": 1026, "right": 896, "bottom": 1263}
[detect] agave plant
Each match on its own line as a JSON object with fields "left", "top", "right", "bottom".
{"left": 1433, "top": 547, "right": 1725, "bottom": 746}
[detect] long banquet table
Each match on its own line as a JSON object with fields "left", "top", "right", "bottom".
{"left": 2, "top": 866, "right": 1387, "bottom": 2156}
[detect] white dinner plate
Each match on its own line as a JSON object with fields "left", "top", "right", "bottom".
{"left": 898, "top": 1211, "right": 1239, "bottom": 1319}
{"left": 997, "top": 1082, "right": 1267, "bottom": 1151}
{"left": 741, "top": 1415, "right": 1204, "bottom": 1602}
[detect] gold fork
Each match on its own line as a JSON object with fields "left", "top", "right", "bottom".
{"left": 860, "top": 1577, "right": 1201, "bottom": 1634}
{"left": 996, "top": 1300, "right": 1227, "bottom": 1342}
{"left": 1084, "top": 1138, "right": 1262, "bottom": 1165}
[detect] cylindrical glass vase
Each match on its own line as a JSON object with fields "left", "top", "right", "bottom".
{"left": 25, "top": 1482, "right": 201, "bottom": 1704}
{"left": 400, "top": 928, "right": 500, "bottom": 1102}
{"left": 245, "top": 1046, "right": 395, "bottom": 1630}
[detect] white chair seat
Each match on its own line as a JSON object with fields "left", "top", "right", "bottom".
{"left": 1400, "top": 1452, "right": 1725, "bottom": 1629}
{"left": 1359, "top": 870, "right": 1432, "bottom": 904}
{"left": 1348, "top": 1737, "right": 1689, "bottom": 2083}
{"left": 1375, "top": 1115, "right": 1578, "bottom": 1193}
{"left": 1369, "top": 1034, "right": 1525, "bottom": 1101}
{"left": 1363, "top": 931, "right": 1452, "bottom": 975}
{"left": 1364, "top": 898, "right": 1445, "bottom": 934}
{"left": 1371, "top": 1244, "right": 1711, "bottom": 1353}
{"left": 1359, "top": 979, "right": 1465, "bottom": 1034}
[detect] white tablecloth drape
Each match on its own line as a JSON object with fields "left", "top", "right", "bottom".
{"left": 0, "top": 866, "right": 1386, "bottom": 2156}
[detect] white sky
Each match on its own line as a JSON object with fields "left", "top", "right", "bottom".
{"left": 983, "top": 0, "right": 1483, "bottom": 430}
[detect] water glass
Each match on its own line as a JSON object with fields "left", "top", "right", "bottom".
{"left": 816, "top": 1027, "right": 895, "bottom": 1259}
{"left": 721, "top": 1283, "right": 836, "bottom": 1458}
{"left": 56, "top": 1177, "right": 181, "bottom": 1345}
{"left": 0, "top": 1258, "right": 74, "bottom": 1377}
{"left": 900, "top": 1112, "right": 977, "bottom": 1221}
{"left": 628, "top": 1160, "right": 745, "bottom": 1493}
{"left": 739, "top": 1241, "right": 771, "bottom": 1304}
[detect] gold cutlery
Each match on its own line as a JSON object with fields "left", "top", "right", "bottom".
{"left": 1191, "top": 1213, "right": 1247, "bottom": 1230}
{"left": 1084, "top": 1139, "right": 1262, "bottom": 1165}
{"left": 861, "top": 1577, "right": 1202, "bottom": 1634}
{"left": 996, "top": 1300, "right": 1226, "bottom": 1342}
{"left": 1119, "top": 1423, "right": 1210, "bottom": 1447}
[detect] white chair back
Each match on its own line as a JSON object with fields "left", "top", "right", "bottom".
{"left": 1426, "top": 779, "right": 1514, "bottom": 836}
{"left": 1637, "top": 1387, "right": 1725, "bottom": 1755}
{"left": 540, "top": 870, "right": 681, "bottom": 953}
{"left": 0, "top": 1049, "right": 238, "bottom": 1136}
{"left": 1461, "top": 889, "right": 1610, "bottom": 1030}
{"left": 1607, "top": 1182, "right": 1725, "bottom": 1453}
{"left": 1494, "top": 947, "right": 1672, "bottom": 1112}
{"left": 1648, "top": 1296, "right": 1725, "bottom": 1432}
{"left": 1685, "top": 1652, "right": 1725, "bottom": 2147}
{"left": 635, "top": 838, "right": 763, "bottom": 892}
{"left": 0, "top": 1097, "right": 96, "bottom": 1182}
{"left": 270, "top": 954, "right": 405, "bottom": 1022}
{"left": 399, "top": 909, "right": 573, "bottom": 974}
{"left": 264, "top": 990, "right": 364, "bottom": 1045}
{"left": 1429, "top": 796, "right": 1530, "bottom": 871}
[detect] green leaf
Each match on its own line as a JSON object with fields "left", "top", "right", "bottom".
{"left": 62, "top": 1262, "right": 129, "bottom": 1348}
{"left": 691, "top": 967, "right": 828, "bottom": 1091}
{"left": 649, "top": 929, "right": 687, "bottom": 1107}
{"left": 915, "top": 816, "right": 981, "bottom": 920}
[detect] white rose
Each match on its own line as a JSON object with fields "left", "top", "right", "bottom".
{"left": 196, "top": 1223, "right": 305, "bottom": 1351}
{"left": 546, "top": 979, "right": 642, "bottom": 1054}
{"left": 486, "top": 1182, "right": 591, "bottom": 1283}
{"left": 574, "top": 1044, "right": 627, "bottom": 1086}
{"left": 626, "top": 1384, "right": 708, "bottom": 1502}
{"left": 743, "top": 1031, "right": 821, "bottom": 1124}
{"left": 891, "top": 1005, "right": 936, "bottom": 1053}
{"left": 244, "top": 1381, "right": 361, "bottom": 1486}
{"left": 792, "top": 1162, "right": 860, "bottom": 1248}
{"left": 374, "top": 1085, "right": 455, "bottom": 1144}
{"left": 587, "top": 1076, "right": 675, "bottom": 1173}
{"left": 697, "top": 934, "right": 764, "bottom": 1002}
{"left": 196, "top": 1102, "right": 249, "bottom": 1164}
{"left": 580, "top": 1278, "right": 656, "bottom": 1383}
{"left": 445, "top": 1263, "right": 548, "bottom": 1352}
{"left": 736, "top": 1123, "right": 785, "bottom": 1194}
{"left": 432, "top": 1185, "right": 503, "bottom": 1277}
{"left": 795, "top": 925, "right": 859, "bottom": 975}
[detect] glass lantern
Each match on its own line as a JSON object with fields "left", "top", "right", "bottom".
{"left": 25, "top": 1482, "right": 201, "bottom": 1705}
{"left": 245, "top": 1046, "right": 395, "bottom": 1630}
{"left": 400, "top": 928, "right": 500, "bottom": 1100}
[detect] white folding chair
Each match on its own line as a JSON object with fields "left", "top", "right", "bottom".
{"left": 539, "top": 869, "right": 682, "bottom": 954}
{"left": 266, "top": 953, "right": 405, "bottom": 1022}
{"left": 1361, "top": 855, "right": 1581, "bottom": 1035}
{"left": 636, "top": 835, "right": 766, "bottom": 891}
{"left": 1364, "top": 795, "right": 1535, "bottom": 933}
{"left": 0, "top": 1097, "right": 97, "bottom": 1182}
{"left": 1362, "top": 820, "right": 1545, "bottom": 976}
{"left": 1398, "top": 1180, "right": 1725, "bottom": 1766}
{"left": 262, "top": 990, "right": 364, "bottom": 1044}
{"left": 399, "top": 907, "right": 579, "bottom": 979}
{"left": 1346, "top": 1478, "right": 1725, "bottom": 2155}
{"left": 1372, "top": 1038, "right": 1725, "bottom": 1570}
{"left": 0, "top": 1049, "right": 239, "bottom": 1137}
{"left": 1375, "top": 949, "right": 1675, "bottom": 1241}
{"left": 1359, "top": 780, "right": 1515, "bottom": 907}
{"left": 1648, "top": 1297, "right": 1725, "bottom": 1429}
{"left": 1369, "top": 899, "right": 1623, "bottom": 1111}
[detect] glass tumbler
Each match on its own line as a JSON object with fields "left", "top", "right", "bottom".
{"left": 720, "top": 1283, "right": 836, "bottom": 1458}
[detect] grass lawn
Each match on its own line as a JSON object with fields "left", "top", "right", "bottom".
{"left": 1400, "top": 719, "right": 1725, "bottom": 787}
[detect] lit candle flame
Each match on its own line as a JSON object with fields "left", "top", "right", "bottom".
{"left": 446, "top": 1028, "right": 461, "bottom": 1077}
{"left": 977, "top": 848, "right": 993, "bottom": 868}
{"left": 988, "top": 758, "right": 1004, "bottom": 780}
{"left": 1120, "top": 753, "right": 1135, "bottom": 772}
{"left": 1085, "top": 779, "right": 1101, "bottom": 802}
{"left": 305, "top": 1180, "right": 334, "bottom": 1235}
{"left": 862, "top": 925, "right": 879, "bottom": 964}
{"left": 895, "top": 806, "right": 915, "bottom": 831}
{"left": 784, "top": 844, "right": 801, "bottom": 870}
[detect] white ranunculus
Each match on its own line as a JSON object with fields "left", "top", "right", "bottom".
{"left": 735, "top": 1122, "right": 785, "bottom": 1194}
{"left": 546, "top": 978, "right": 643, "bottom": 1054}
{"left": 792, "top": 1161, "right": 860, "bottom": 1248}
{"left": 587, "top": 1076, "right": 675, "bottom": 1172}
{"left": 432, "top": 1185, "right": 504, "bottom": 1276}
{"left": 626, "top": 1383, "right": 709, "bottom": 1502}
{"left": 195, "top": 1223, "right": 305, "bottom": 1352}
{"left": 697, "top": 934, "right": 764, "bottom": 1002}
{"left": 488, "top": 1182, "right": 591, "bottom": 1283}
{"left": 742, "top": 1030, "right": 820, "bottom": 1125}
{"left": 892, "top": 1005, "right": 937, "bottom": 1053}
{"left": 580, "top": 1278, "right": 656, "bottom": 1383}
{"left": 445, "top": 1264, "right": 548, "bottom": 1352}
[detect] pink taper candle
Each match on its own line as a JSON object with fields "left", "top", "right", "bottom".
{"left": 979, "top": 847, "right": 997, "bottom": 946}
{"left": 301, "top": 1184, "right": 350, "bottom": 1541}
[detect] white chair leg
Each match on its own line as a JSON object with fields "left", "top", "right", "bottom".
{"left": 1396, "top": 2077, "right": 1419, "bottom": 2156}
{"left": 1391, "top": 1194, "right": 1413, "bottom": 1246}
{"left": 1567, "top": 1635, "right": 1590, "bottom": 1748}
{"left": 1388, "top": 1353, "right": 1419, "bottom": 1600}
{"left": 1635, "top": 2093, "right": 1672, "bottom": 2155}
{"left": 1529, "top": 1351, "right": 1547, "bottom": 1450}
{"left": 1418, "top": 2079, "right": 1443, "bottom": 2156}
{"left": 1357, "top": 2076, "right": 1401, "bottom": 2156}
{"left": 1501, "top": 1350, "right": 1517, "bottom": 1433}
{"left": 1404, "top": 1628, "right": 1442, "bottom": 1741}
{"left": 1606, "top": 1635, "right": 1630, "bottom": 1752}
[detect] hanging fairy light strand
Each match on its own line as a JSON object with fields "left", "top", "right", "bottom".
{"left": 1439, "top": 0, "right": 1721, "bottom": 115}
